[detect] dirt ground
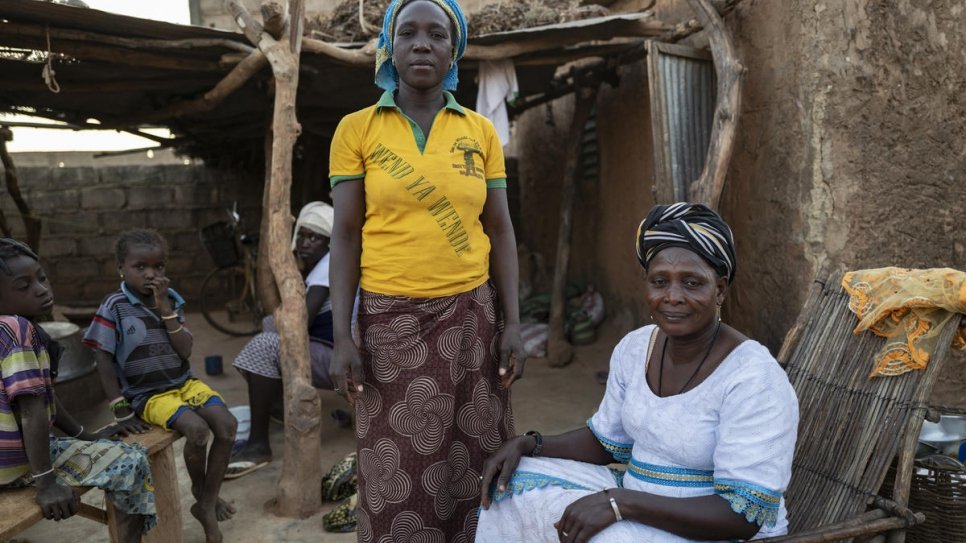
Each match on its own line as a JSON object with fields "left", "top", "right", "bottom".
{"left": 11, "top": 313, "right": 620, "bottom": 543}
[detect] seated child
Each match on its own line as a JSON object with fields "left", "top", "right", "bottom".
{"left": 0, "top": 238, "right": 155, "bottom": 542}
{"left": 83, "top": 229, "right": 236, "bottom": 543}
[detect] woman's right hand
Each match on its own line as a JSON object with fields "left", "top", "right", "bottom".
{"left": 480, "top": 434, "right": 536, "bottom": 510}
{"left": 330, "top": 339, "right": 365, "bottom": 405}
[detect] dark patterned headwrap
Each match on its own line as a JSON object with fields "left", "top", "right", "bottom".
{"left": 635, "top": 203, "right": 737, "bottom": 283}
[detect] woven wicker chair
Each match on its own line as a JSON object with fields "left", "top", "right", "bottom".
{"left": 759, "top": 271, "right": 963, "bottom": 543}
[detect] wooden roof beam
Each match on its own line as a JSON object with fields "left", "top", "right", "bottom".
{"left": 0, "top": 21, "right": 253, "bottom": 53}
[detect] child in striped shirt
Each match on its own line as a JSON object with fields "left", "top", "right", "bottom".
{"left": 84, "top": 229, "right": 236, "bottom": 543}
{"left": 0, "top": 238, "right": 155, "bottom": 541}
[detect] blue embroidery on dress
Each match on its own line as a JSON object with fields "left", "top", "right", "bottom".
{"left": 714, "top": 478, "right": 782, "bottom": 527}
{"left": 586, "top": 418, "right": 632, "bottom": 463}
{"left": 626, "top": 459, "right": 714, "bottom": 487}
{"left": 490, "top": 471, "right": 593, "bottom": 503}
{"left": 609, "top": 467, "right": 626, "bottom": 488}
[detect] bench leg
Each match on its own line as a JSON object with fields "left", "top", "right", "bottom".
{"left": 143, "top": 442, "right": 183, "bottom": 543}
{"left": 105, "top": 499, "right": 120, "bottom": 543}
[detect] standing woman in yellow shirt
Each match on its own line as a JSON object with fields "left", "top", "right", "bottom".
{"left": 328, "top": 0, "right": 525, "bottom": 539}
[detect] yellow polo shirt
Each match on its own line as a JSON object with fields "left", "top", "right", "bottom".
{"left": 330, "top": 91, "right": 507, "bottom": 298}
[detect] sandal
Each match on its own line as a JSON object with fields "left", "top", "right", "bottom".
{"left": 321, "top": 452, "right": 357, "bottom": 501}
{"left": 224, "top": 459, "right": 270, "bottom": 480}
{"left": 322, "top": 493, "right": 358, "bottom": 533}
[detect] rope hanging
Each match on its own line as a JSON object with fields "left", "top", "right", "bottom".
{"left": 42, "top": 25, "right": 61, "bottom": 94}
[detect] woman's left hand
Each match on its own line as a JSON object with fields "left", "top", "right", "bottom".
{"left": 499, "top": 323, "right": 527, "bottom": 389}
{"left": 554, "top": 490, "right": 621, "bottom": 542}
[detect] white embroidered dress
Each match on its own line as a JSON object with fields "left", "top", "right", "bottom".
{"left": 476, "top": 325, "right": 799, "bottom": 542}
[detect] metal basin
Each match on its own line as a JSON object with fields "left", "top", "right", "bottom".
{"left": 38, "top": 321, "right": 96, "bottom": 382}
{"left": 919, "top": 415, "right": 966, "bottom": 456}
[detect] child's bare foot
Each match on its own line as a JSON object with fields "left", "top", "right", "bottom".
{"left": 191, "top": 502, "right": 224, "bottom": 543}
{"left": 191, "top": 486, "right": 236, "bottom": 521}
{"left": 214, "top": 498, "right": 235, "bottom": 521}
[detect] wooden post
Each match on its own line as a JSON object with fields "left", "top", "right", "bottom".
{"left": 0, "top": 127, "right": 40, "bottom": 251}
{"left": 684, "top": 0, "right": 744, "bottom": 209}
{"left": 546, "top": 85, "right": 598, "bottom": 368}
{"left": 257, "top": 116, "right": 282, "bottom": 315}
{"left": 225, "top": 0, "right": 321, "bottom": 518}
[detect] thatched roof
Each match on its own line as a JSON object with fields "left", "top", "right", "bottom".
{"left": 0, "top": 0, "right": 670, "bottom": 167}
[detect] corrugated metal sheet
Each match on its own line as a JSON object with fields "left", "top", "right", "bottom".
{"left": 647, "top": 42, "right": 715, "bottom": 202}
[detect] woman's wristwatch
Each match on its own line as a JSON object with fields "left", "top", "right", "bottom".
{"left": 525, "top": 430, "right": 543, "bottom": 456}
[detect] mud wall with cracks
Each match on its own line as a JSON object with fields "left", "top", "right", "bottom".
{"left": 721, "top": 0, "right": 965, "bottom": 406}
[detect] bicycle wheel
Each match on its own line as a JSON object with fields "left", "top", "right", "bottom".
{"left": 200, "top": 265, "right": 263, "bottom": 336}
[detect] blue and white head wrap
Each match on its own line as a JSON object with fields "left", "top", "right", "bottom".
{"left": 635, "top": 203, "right": 737, "bottom": 283}
{"left": 374, "top": 0, "right": 468, "bottom": 92}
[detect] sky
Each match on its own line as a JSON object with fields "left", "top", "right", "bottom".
{"left": 2, "top": 1, "right": 192, "bottom": 153}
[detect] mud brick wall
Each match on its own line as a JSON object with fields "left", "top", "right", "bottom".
{"left": 1, "top": 161, "right": 263, "bottom": 307}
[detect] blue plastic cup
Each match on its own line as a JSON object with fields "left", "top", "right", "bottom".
{"left": 205, "top": 355, "right": 223, "bottom": 376}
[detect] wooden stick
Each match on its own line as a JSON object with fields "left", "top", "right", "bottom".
{"left": 300, "top": 37, "right": 372, "bottom": 66}
{"left": 759, "top": 515, "right": 920, "bottom": 543}
{"left": 299, "top": 17, "right": 667, "bottom": 65}
{"left": 546, "top": 84, "right": 598, "bottom": 368}
{"left": 120, "top": 128, "right": 174, "bottom": 145}
{"left": 226, "top": 0, "right": 265, "bottom": 46}
{"left": 0, "top": 121, "right": 85, "bottom": 130}
{"left": 257, "top": 113, "right": 282, "bottom": 315}
{"left": 0, "top": 77, "right": 222, "bottom": 93}
{"left": 0, "top": 21, "right": 252, "bottom": 53}
{"left": 0, "top": 33, "right": 224, "bottom": 73}
{"left": 685, "top": 0, "right": 744, "bottom": 209}
{"left": 0, "top": 127, "right": 41, "bottom": 251}
{"left": 114, "top": 49, "right": 267, "bottom": 126}
{"left": 883, "top": 315, "right": 962, "bottom": 543}
{"left": 261, "top": 1, "right": 288, "bottom": 40}
{"left": 228, "top": 0, "right": 323, "bottom": 518}
{"left": 661, "top": 0, "right": 744, "bottom": 43}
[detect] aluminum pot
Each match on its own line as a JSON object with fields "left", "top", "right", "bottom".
{"left": 38, "top": 321, "right": 96, "bottom": 382}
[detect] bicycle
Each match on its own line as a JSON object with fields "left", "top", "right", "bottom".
{"left": 199, "top": 203, "right": 264, "bottom": 336}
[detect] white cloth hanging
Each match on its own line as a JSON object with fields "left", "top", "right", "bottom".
{"left": 476, "top": 59, "right": 519, "bottom": 146}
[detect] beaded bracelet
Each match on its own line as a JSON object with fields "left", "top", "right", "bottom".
{"left": 109, "top": 398, "right": 131, "bottom": 412}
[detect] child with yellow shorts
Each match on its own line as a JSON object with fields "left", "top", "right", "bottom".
{"left": 84, "top": 229, "right": 236, "bottom": 543}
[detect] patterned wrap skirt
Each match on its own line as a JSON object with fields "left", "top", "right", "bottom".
{"left": 0, "top": 437, "right": 158, "bottom": 534}
{"left": 354, "top": 281, "right": 515, "bottom": 543}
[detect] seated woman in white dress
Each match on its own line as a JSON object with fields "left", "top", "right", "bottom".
{"left": 478, "top": 203, "right": 799, "bottom": 542}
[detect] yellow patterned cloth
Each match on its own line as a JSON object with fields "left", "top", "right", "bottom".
{"left": 841, "top": 267, "right": 966, "bottom": 378}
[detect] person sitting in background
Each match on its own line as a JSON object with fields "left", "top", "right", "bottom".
{"left": 227, "top": 201, "right": 341, "bottom": 479}
{"left": 477, "top": 203, "right": 800, "bottom": 542}
{"left": 0, "top": 238, "right": 156, "bottom": 542}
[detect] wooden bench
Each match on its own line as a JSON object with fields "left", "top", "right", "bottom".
{"left": 0, "top": 426, "right": 184, "bottom": 543}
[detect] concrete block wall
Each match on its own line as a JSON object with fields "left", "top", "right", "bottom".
{"left": 0, "top": 158, "right": 263, "bottom": 307}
